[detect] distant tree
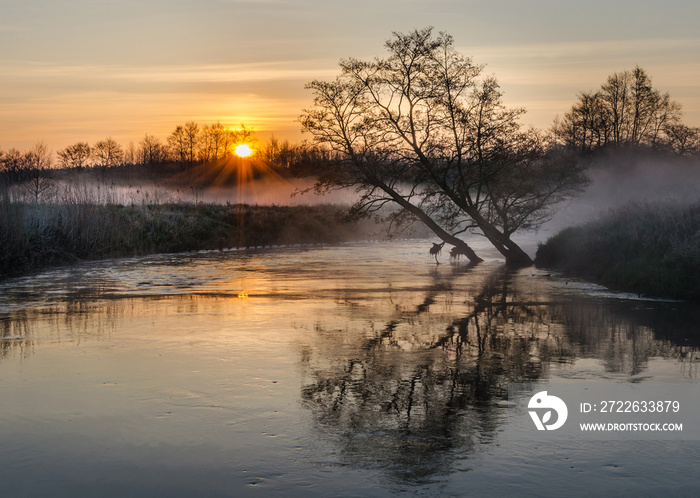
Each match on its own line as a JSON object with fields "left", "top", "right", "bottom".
{"left": 22, "top": 141, "right": 54, "bottom": 202}
{"left": 302, "top": 28, "right": 586, "bottom": 265}
{"left": 198, "top": 122, "right": 257, "bottom": 162}
{"left": 199, "top": 122, "right": 228, "bottom": 162}
{"left": 230, "top": 124, "right": 258, "bottom": 157}
{"left": 664, "top": 124, "right": 700, "bottom": 157}
{"left": 552, "top": 91, "right": 610, "bottom": 153}
{"left": 123, "top": 141, "right": 138, "bottom": 166}
{"left": 139, "top": 134, "right": 168, "bottom": 167}
{"left": 0, "top": 147, "right": 29, "bottom": 185}
{"left": 168, "top": 121, "right": 199, "bottom": 168}
{"left": 93, "top": 137, "right": 123, "bottom": 175}
{"left": 554, "top": 67, "right": 682, "bottom": 152}
{"left": 262, "top": 136, "right": 298, "bottom": 168}
{"left": 198, "top": 125, "right": 213, "bottom": 162}
{"left": 169, "top": 125, "right": 188, "bottom": 164}
{"left": 57, "top": 142, "right": 92, "bottom": 171}
{"left": 262, "top": 136, "right": 280, "bottom": 163}
{"left": 232, "top": 123, "right": 255, "bottom": 145}
{"left": 183, "top": 121, "right": 199, "bottom": 165}
{"left": 221, "top": 126, "right": 236, "bottom": 158}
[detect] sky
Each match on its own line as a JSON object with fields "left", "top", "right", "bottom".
{"left": 1, "top": 0, "right": 699, "bottom": 151}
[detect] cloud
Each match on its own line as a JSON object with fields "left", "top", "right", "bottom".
{"left": 1, "top": 59, "right": 339, "bottom": 85}
{"left": 468, "top": 37, "right": 700, "bottom": 61}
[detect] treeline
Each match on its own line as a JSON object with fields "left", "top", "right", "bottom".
{"left": 552, "top": 66, "right": 700, "bottom": 156}
{"left": 2, "top": 65, "right": 698, "bottom": 195}
{"left": 0, "top": 122, "right": 330, "bottom": 191}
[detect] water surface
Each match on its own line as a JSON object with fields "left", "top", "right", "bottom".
{"left": 1, "top": 240, "right": 699, "bottom": 496}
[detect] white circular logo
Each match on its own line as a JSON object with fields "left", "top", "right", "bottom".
{"left": 528, "top": 391, "right": 568, "bottom": 430}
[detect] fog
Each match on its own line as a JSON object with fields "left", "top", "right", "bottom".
{"left": 542, "top": 155, "right": 700, "bottom": 238}
{"left": 19, "top": 176, "right": 356, "bottom": 207}
{"left": 10, "top": 155, "right": 699, "bottom": 247}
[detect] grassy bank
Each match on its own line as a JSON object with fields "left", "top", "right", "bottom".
{"left": 535, "top": 202, "right": 700, "bottom": 301}
{"left": 0, "top": 199, "right": 383, "bottom": 278}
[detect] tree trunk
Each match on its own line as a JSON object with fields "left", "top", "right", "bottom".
{"left": 436, "top": 186, "right": 534, "bottom": 266}
{"left": 380, "top": 186, "right": 483, "bottom": 263}
{"left": 478, "top": 222, "right": 533, "bottom": 267}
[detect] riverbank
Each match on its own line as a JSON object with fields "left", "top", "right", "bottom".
{"left": 0, "top": 200, "right": 389, "bottom": 278}
{"left": 535, "top": 202, "right": 700, "bottom": 301}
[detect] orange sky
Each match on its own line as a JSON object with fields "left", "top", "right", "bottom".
{"left": 1, "top": 0, "right": 699, "bottom": 152}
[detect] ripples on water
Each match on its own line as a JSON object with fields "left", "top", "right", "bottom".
{"left": 0, "top": 240, "right": 699, "bottom": 496}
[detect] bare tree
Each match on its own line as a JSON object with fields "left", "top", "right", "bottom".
{"left": 554, "top": 67, "right": 683, "bottom": 152}
{"left": 263, "top": 136, "right": 300, "bottom": 169}
{"left": 231, "top": 123, "right": 255, "bottom": 145}
{"left": 169, "top": 125, "right": 189, "bottom": 164}
{"left": 168, "top": 121, "right": 199, "bottom": 168}
{"left": 139, "top": 134, "right": 168, "bottom": 167}
{"left": 198, "top": 122, "right": 257, "bottom": 163}
{"left": 199, "top": 122, "right": 228, "bottom": 162}
{"left": 93, "top": 137, "right": 123, "bottom": 176}
{"left": 123, "top": 141, "right": 138, "bottom": 166}
{"left": 57, "top": 142, "right": 92, "bottom": 171}
{"left": 302, "top": 28, "right": 585, "bottom": 265}
{"left": 664, "top": 124, "right": 700, "bottom": 156}
{"left": 302, "top": 73, "right": 483, "bottom": 263}
{"left": 262, "top": 135, "right": 281, "bottom": 164}
{"left": 22, "top": 141, "right": 54, "bottom": 202}
{"left": 0, "top": 147, "right": 29, "bottom": 185}
{"left": 183, "top": 120, "right": 199, "bottom": 166}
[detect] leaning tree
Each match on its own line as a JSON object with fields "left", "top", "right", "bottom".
{"left": 301, "top": 28, "right": 586, "bottom": 266}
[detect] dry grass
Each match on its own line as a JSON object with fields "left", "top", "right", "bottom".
{"left": 0, "top": 191, "right": 379, "bottom": 278}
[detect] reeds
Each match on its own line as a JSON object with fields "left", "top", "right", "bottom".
{"left": 0, "top": 188, "right": 375, "bottom": 278}
{"left": 536, "top": 202, "right": 700, "bottom": 301}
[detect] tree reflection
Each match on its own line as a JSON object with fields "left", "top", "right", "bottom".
{"left": 562, "top": 300, "right": 700, "bottom": 376}
{"left": 0, "top": 310, "right": 34, "bottom": 359}
{"left": 300, "top": 267, "right": 558, "bottom": 483}
{"left": 0, "top": 259, "right": 697, "bottom": 486}
{"left": 299, "top": 265, "right": 699, "bottom": 483}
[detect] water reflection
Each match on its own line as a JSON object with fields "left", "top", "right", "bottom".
{"left": 0, "top": 242, "right": 698, "bottom": 493}
{"left": 0, "top": 309, "right": 34, "bottom": 359}
{"left": 299, "top": 264, "right": 699, "bottom": 483}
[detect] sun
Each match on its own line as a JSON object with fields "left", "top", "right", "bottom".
{"left": 234, "top": 143, "right": 253, "bottom": 157}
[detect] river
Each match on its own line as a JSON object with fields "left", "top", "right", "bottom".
{"left": 0, "top": 239, "right": 698, "bottom": 496}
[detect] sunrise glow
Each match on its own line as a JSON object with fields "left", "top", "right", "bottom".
{"left": 2, "top": 2, "right": 700, "bottom": 495}
{"left": 234, "top": 143, "right": 253, "bottom": 157}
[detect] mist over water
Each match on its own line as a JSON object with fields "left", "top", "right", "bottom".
{"left": 544, "top": 156, "right": 700, "bottom": 236}
{"left": 7, "top": 153, "right": 699, "bottom": 268}
{"left": 12, "top": 176, "right": 355, "bottom": 206}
